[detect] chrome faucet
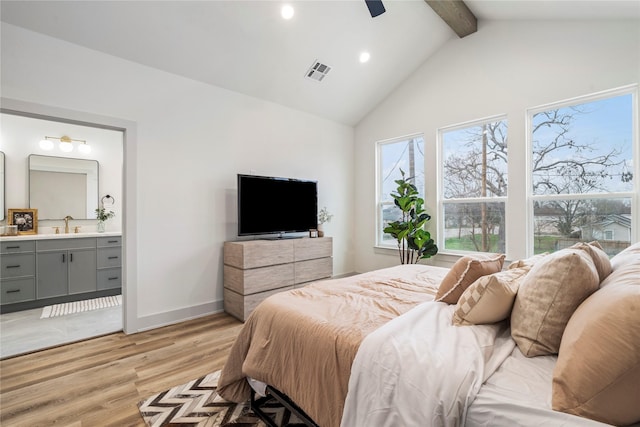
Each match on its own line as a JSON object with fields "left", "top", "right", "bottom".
{"left": 63, "top": 215, "right": 74, "bottom": 234}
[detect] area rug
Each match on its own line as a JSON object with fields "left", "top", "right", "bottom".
{"left": 40, "top": 294, "right": 122, "bottom": 318}
{"left": 138, "top": 370, "right": 305, "bottom": 427}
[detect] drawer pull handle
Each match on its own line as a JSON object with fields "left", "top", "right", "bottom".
{"left": 108, "top": 256, "right": 119, "bottom": 260}
{"left": 6, "top": 246, "right": 20, "bottom": 249}
{"left": 108, "top": 276, "right": 119, "bottom": 280}
{"left": 6, "top": 265, "right": 20, "bottom": 269}
{"left": 6, "top": 289, "right": 20, "bottom": 294}
{"left": 108, "top": 240, "right": 119, "bottom": 243}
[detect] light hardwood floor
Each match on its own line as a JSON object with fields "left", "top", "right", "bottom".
{"left": 0, "top": 312, "right": 244, "bottom": 426}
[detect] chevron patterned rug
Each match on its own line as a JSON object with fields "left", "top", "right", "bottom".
{"left": 138, "top": 370, "right": 305, "bottom": 427}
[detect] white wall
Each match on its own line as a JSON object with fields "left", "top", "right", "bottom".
{"left": 354, "top": 20, "right": 640, "bottom": 273}
{"left": 1, "top": 23, "right": 355, "bottom": 331}
{"left": 0, "top": 113, "right": 124, "bottom": 232}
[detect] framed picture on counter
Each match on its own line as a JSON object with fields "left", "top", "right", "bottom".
{"left": 8, "top": 208, "right": 38, "bottom": 235}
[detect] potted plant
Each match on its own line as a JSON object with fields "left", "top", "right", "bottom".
{"left": 317, "top": 207, "right": 333, "bottom": 237}
{"left": 383, "top": 169, "right": 438, "bottom": 264}
{"left": 95, "top": 207, "right": 115, "bottom": 233}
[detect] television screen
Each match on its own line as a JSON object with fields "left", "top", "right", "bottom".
{"left": 238, "top": 174, "right": 318, "bottom": 237}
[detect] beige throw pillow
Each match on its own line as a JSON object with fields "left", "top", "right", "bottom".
{"left": 436, "top": 254, "right": 505, "bottom": 304}
{"left": 608, "top": 241, "right": 640, "bottom": 276}
{"left": 510, "top": 248, "right": 599, "bottom": 357}
{"left": 507, "top": 252, "right": 548, "bottom": 270}
{"left": 569, "top": 241, "right": 612, "bottom": 282}
{"left": 452, "top": 267, "right": 528, "bottom": 326}
{"left": 552, "top": 283, "right": 640, "bottom": 426}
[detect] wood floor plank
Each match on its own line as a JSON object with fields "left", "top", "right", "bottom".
{"left": 0, "top": 312, "right": 243, "bottom": 427}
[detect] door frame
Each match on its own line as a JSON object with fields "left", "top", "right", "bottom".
{"left": 1, "top": 97, "right": 138, "bottom": 333}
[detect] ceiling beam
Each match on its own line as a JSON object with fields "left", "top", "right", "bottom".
{"left": 424, "top": 0, "right": 477, "bottom": 38}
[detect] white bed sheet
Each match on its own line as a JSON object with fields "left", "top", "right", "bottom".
{"left": 341, "top": 302, "right": 515, "bottom": 427}
{"left": 465, "top": 345, "right": 613, "bottom": 427}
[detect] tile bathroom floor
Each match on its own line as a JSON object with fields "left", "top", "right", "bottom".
{"left": 0, "top": 304, "right": 122, "bottom": 359}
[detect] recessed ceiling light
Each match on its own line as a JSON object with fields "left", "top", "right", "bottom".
{"left": 281, "top": 4, "right": 294, "bottom": 20}
{"left": 359, "top": 52, "right": 371, "bottom": 63}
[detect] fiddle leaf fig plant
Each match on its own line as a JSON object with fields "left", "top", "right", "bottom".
{"left": 383, "top": 169, "right": 438, "bottom": 264}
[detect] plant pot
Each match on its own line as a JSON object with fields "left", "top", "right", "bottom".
{"left": 97, "top": 221, "right": 106, "bottom": 233}
{"left": 317, "top": 223, "right": 324, "bottom": 238}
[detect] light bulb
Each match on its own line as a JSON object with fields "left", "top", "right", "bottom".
{"left": 359, "top": 52, "right": 371, "bottom": 63}
{"left": 281, "top": 4, "right": 294, "bottom": 19}
{"left": 78, "top": 143, "right": 91, "bottom": 154}
{"left": 39, "top": 139, "right": 54, "bottom": 150}
{"left": 59, "top": 141, "right": 73, "bottom": 152}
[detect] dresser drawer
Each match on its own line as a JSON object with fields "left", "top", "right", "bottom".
{"left": 1, "top": 240, "right": 35, "bottom": 254}
{"left": 294, "top": 237, "right": 333, "bottom": 261}
{"left": 295, "top": 257, "right": 332, "bottom": 284}
{"left": 97, "top": 236, "right": 122, "bottom": 248}
{"left": 97, "top": 268, "right": 122, "bottom": 290}
{"left": 1, "top": 253, "right": 36, "bottom": 279}
{"left": 224, "top": 240, "right": 294, "bottom": 269}
{"left": 1, "top": 278, "right": 36, "bottom": 304}
{"left": 224, "top": 263, "right": 294, "bottom": 295}
{"left": 97, "top": 247, "right": 122, "bottom": 268}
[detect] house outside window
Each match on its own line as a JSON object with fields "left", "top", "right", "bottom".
{"left": 439, "top": 116, "right": 508, "bottom": 254}
{"left": 528, "top": 87, "right": 636, "bottom": 256}
{"left": 376, "top": 135, "right": 425, "bottom": 248}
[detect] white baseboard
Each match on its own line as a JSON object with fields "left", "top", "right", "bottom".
{"left": 134, "top": 300, "right": 224, "bottom": 333}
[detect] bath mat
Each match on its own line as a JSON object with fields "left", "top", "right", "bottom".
{"left": 40, "top": 295, "right": 122, "bottom": 318}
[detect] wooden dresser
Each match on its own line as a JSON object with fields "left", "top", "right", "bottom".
{"left": 223, "top": 237, "right": 333, "bottom": 321}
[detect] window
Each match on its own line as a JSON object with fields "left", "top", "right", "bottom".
{"left": 529, "top": 88, "right": 636, "bottom": 256}
{"left": 376, "top": 135, "right": 425, "bottom": 247}
{"left": 439, "top": 116, "right": 508, "bottom": 254}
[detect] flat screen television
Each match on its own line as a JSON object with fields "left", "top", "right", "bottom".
{"left": 237, "top": 174, "right": 318, "bottom": 237}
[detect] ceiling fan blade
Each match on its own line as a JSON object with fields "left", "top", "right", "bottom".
{"left": 365, "top": 0, "right": 386, "bottom": 18}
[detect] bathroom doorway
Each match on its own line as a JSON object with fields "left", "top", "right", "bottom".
{"left": 0, "top": 111, "right": 125, "bottom": 359}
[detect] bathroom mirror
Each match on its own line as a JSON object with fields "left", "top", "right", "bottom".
{"left": 29, "top": 154, "right": 99, "bottom": 220}
{"left": 0, "top": 151, "right": 4, "bottom": 221}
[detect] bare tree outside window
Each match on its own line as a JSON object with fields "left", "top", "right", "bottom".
{"left": 530, "top": 92, "right": 634, "bottom": 256}
{"left": 442, "top": 118, "right": 508, "bottom": 253}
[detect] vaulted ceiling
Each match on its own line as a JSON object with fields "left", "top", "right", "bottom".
{"left": 2, "top": 0, "right": 639, "bottom": 125}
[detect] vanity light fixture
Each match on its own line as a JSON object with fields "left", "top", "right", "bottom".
{"left": 39, "top": 135, "right": 91, "bottom": 154}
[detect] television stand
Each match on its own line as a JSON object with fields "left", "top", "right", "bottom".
{"left": 223, "top": 237, "right": 333, "bottom": 321}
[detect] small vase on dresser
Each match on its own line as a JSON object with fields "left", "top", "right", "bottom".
{"left": 97, "top": 221, "right": 106, "bottom": 233}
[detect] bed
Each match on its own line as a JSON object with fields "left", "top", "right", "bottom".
{"left": 218, "top": 242, "right": 640, "bottom": 427}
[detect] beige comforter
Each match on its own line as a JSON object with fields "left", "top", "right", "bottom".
{"left": 217, "top": 264, "right": 449, "bottom": 427}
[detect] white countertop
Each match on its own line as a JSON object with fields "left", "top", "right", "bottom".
{"left": 0, "top": 231, "right": 121, "bottom": 241}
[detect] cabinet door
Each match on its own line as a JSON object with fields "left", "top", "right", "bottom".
{"left": 69, "top": 249, "right": 97, "bottom": 295}
{"left": 37, "top": 251, "right": 68, "bottom": 298}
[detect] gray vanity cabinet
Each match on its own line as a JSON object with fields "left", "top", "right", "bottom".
{"left": 36, "top": 238, "right": 97, "bottom": 298}
{"left": 1, "top": 241, "right": 36, "bottom": 304}
{"left": 36, "top": 251, "right": 68, "bottom": 298}
{"left": 97, "top": 236, "right": 122, "bottom": 290}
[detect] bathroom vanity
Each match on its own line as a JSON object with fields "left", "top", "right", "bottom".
{"left": 0, "top": 232, "right": 122, "bottom": 314}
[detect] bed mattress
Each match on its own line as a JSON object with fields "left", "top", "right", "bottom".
{"left": 465, "top": 346, "right": 614, "bottom": 427}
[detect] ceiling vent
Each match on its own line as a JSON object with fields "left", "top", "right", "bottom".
{"left": 305, "top": 60, "right": 332, "bottom": 82}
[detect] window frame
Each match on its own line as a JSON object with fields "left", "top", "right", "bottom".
{"left": 525, "top": 85, "right": 639, "bottom": 256}
{"left": 375, "top": 133, "right": 425, "bottom": 249}
{"left": 437, "top": 114, "right": 509, "bottom": 255}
